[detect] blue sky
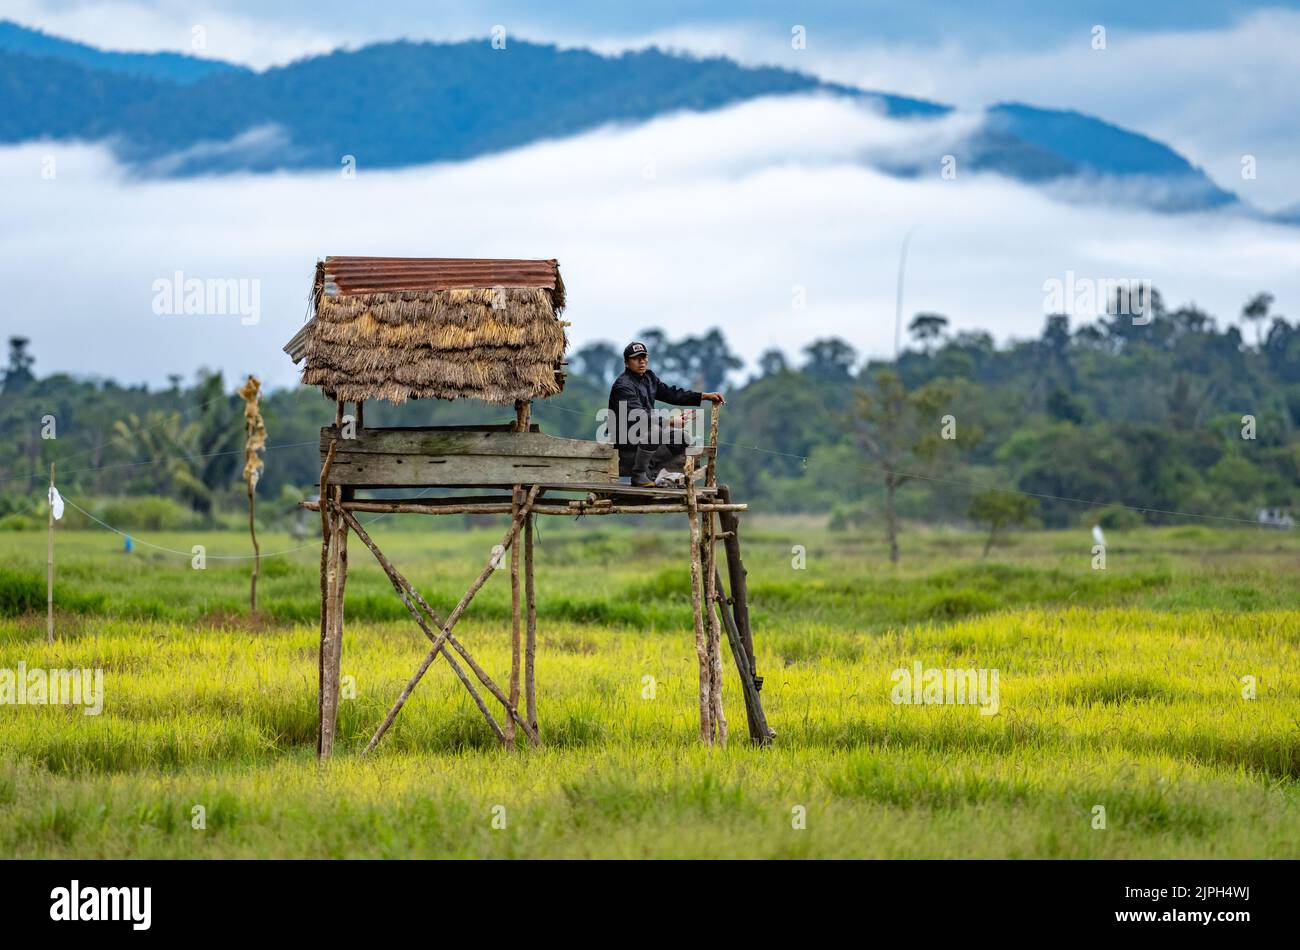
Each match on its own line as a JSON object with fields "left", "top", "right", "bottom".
{"left": 16, "top": 1, "right": 1298, "bottom": 50}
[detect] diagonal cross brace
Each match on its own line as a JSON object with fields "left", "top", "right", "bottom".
{"left": 362, "top": 486, "right": 541, "bottom": 754}
{"left": 337, "top": 505, "right": 538, "bottom": 747}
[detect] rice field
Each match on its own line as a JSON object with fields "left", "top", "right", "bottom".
{"left": 0, "top": 520, "right": 1297, "bottom": 858}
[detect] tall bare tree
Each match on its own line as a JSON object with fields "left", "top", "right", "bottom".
{"left": 852, "top": 369, "right": 975, "bottom": 563}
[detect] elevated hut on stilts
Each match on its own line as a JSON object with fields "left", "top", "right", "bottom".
{"left": 284, "top": 256, "right": 774, "bottom": 758}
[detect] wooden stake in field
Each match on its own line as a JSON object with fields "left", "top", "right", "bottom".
{"left": 46, "top": 462, "right": 55, "bottom": 645}
{"left": 237, "top": 375, "right": 267, "bottom": 614}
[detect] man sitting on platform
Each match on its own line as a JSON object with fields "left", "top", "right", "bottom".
{"left": 607, "top": 341, "right": 725, "bottom": 487}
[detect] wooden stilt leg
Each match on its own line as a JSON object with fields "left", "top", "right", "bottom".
{"left": 684, "top": 455, "right": 713, "bottom": 744}
{"left": 320, "top": 492, "right": 345, "bottom": 759}
{"left": 317, "top": 438, "right": 338, "bottom": 760}
{"left": 319, "top": 402, "right": 346, "bottom": 759}
{"left": 712, "top": 564, "right": 772, "bottom": 745}
{"left": 514, "top": 399, "right": 531, "bottom": 432}
{"left": 717, "top": 484, "right": 757, "bottom": 672}
{"left": 716, "top": 483, "right": 773, "bottom": 742}
{"left": 702, "top": 510, "right": 727, "bottom": 745}
{"left": 506, "top": 486, "right": 522, "bottom": 746}
{"left": 702, "top": 403, "right": 726, "bottom": 743}
{"left": 325, "top": 484, "right": 349, "bottom": 749}
{"left": 524, "top": 512, "right": 538, "bottom": 735}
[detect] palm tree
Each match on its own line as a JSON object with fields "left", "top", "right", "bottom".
{"left": 908, "top": 313, "right": 949, "bottom": 354}
{"left": 1241, "top": 293, "right": 1274, "bottom": 348}
{"left": 112, "top": 411, "right": 214, "bottom": 511}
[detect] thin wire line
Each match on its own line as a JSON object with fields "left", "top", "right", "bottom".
{"left": 56, "top": 483, "right": 440, "bottom": 561}
{"left": 3, "top": 388, "right": 241, "bottom": 480}
{"left": 61, "top": 497, "right": 318, "bottom": 560}
{"left": 2, "top": 439, "right": 320, "bottom": 484}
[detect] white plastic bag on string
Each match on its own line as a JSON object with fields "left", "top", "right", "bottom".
{"left": 48, "top": 485, "right": 64, "bottom": 521}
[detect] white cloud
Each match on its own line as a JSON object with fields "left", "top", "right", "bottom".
{"left": 3, "top": 0, "right": 340, "bottom": 68}
{"left": 2, "top": 95, "right": 1298, "bottom": 392}
{"left": 586, "top": 10, "right": 1300, "bottom": 212}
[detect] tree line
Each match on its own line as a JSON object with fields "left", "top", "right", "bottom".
{"left": 1, "top": 290, "right": 1296, "bottom": 547}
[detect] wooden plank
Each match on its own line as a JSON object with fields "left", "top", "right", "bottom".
{"left": 320, "top": 426, "right": 613, "bottom": 460}
{"left": 310, "top": 482, "right": 717, "bottom": 498}
{"left": 536, "top": 482, "right": 717, "bottom": 497}
{"left": 324, "top": 453, "right": 617, "bottom": 487}
{"left": 302, "top": 500, "right": 746, "bottom": 515}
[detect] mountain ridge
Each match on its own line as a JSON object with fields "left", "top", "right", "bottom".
{"left": 0, "top": 19, "right": 247, "bottom": 82}
{"left": 0, "top": 19, "right": 1258, "bottom": 215}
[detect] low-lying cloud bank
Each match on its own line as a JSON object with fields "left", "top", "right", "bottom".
{"left": 3, "top": 94, "right": 1298, "bottom": 390}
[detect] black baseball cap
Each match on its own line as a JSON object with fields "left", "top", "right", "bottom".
{"left": 624, "top": 341, "right": 648, "bottom": 359}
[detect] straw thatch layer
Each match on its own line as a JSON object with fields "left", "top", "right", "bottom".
{"left": 290, "top": 285, "right": 568, "bottom": 405}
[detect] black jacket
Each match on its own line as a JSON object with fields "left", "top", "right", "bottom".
{"left": 607, "top": 369, "right": 702, "bottom": 471}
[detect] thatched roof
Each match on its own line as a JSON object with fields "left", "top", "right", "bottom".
{"left": 284, "top": 257, "right": 568, "bottom": 405}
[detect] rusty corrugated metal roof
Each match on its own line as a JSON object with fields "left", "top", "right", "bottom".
{"left": 321, "top": 256, "right": 562, "bottom": 297}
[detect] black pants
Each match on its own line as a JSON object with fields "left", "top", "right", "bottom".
{"left": 630, "top": 443, "right": 687, "bottom": 483}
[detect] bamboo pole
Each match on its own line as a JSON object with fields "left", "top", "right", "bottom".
{"left": 514, "top": 399, "right": 531, "bottom": 432}
{"left": 46, "top": 462, "right": 54, "bottom": 645}
{"left": 717, "top": 485, "right": 757, "bottom": 672}
{"left": 363, "top": 486, "right": 541, "bottom": 754}
{"left": 316, "top": 439, "right": 337, "bottom": 759}
{"left": 320, "top": 485, "right": 346, "bottom": 759}
{"left": 304, "top": 494, "right": 525, "bottom": 509}
{"left": 712, "top": 564, "right": 772, "bottom": 744}
{"left": 705, "top": 403, "right": 720, "bottom": 489}
{"left": 702, "top": 516, "right": 727, "bottom": 746}
{"left": 506, "top": 486, "right": 522, "bottom": 746}
{"left": 703, "top": 403, "right": 726, "bottom": 743}
{"left": 247, "top": 478, "right": 260, "bottom": 613}
{"left": 336, "top": 506, "right": 537, "bottom": 746}
{"left": 524, "top": 512, "right": 538, "bottom": 735}
{"left": 683, "top": 455, "right": 713, "bottom": 743}
{"left": 330, "top": 483, "right": 348, "bottom": 740}
{"left": 302, "top": 500, "right": 747, "bottom": 516}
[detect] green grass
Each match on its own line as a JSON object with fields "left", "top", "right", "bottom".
{"left": 0, "top": 521, "right": 1297, "bottom": 857}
